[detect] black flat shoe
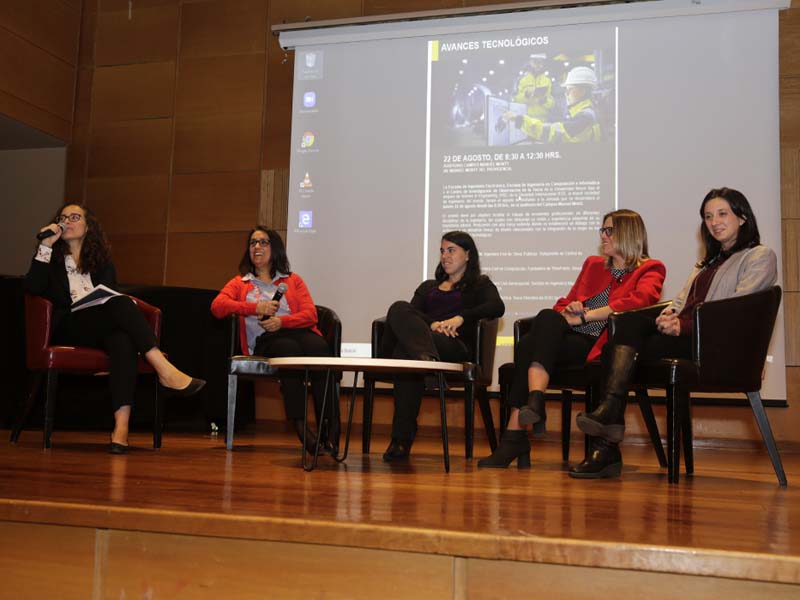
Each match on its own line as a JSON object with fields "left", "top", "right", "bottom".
{"left": 109, "top": 442, "right": 129, "bottom": 455}
{"left": 382, "top": 438, "right": 412, "bottom": 462}
{"left": 160, "top": 377, "right": 206, "bottom": 398}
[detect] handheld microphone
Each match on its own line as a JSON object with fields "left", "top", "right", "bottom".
{"left": 36, "top": 222, "right": 67, "bottom": 241}
{"left": 260, "top": 283, "right": 288, "bottom": 321}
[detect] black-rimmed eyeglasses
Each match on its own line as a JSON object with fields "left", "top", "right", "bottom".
{"left": 599, "top": 226, "right": 614, "bottom": 236}
{"left": 58, "top": 213, "right": 83, "bottom": 223}
{"left": 249, "top": 239, "right": 270, "bottom": 248}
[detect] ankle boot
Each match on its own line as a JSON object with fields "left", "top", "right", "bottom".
{"left": 568, "top": 437, "right": 622, "bottom": 479}
{"left": 382, "top": 438, "right": 413, "bottom": 462}
{"left": 518, "top": 390, "right": 546, "bottom": 428}
{"left": 576, "top": 345, "right": 637, "bottom": 442}
{"left": 292, "top": 419, "right": 324, "bottom": 456}
{"left": 477, "top": 430, "right": 531, "bottom": 469}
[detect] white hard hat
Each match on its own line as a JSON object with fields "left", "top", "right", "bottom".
{"left": 562, "top": 66, "right": 597, "bottom": 88}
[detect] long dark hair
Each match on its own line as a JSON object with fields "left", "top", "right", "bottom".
{"left": 434, "top": 230, "right": 485, "bottom": 290}
{"left": 699, "top": 187, "right": 760, "bottom": 266}
{"left": 50, "top": 203, "right": 111, "bottom": 274}
{"left": 238, "top": 226, "right": 292, "bottom": 278}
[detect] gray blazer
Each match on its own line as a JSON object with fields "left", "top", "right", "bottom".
{"left": 666, "top": 245, "right": 778, "bottom": 315}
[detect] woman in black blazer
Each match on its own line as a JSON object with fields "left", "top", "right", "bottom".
{"left": 24, "top": 203, "right": 204, "bottom": 454}
{"left": 380, "top": 231, "right": 505, "bottom": 462}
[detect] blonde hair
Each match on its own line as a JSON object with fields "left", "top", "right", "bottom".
{"left": 600, "top": 209, "right": 650, "bottom": 270}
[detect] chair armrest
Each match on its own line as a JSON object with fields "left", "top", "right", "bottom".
{"left": 607, "top": 301, "right": 671, "bottom": 340}
{"left": 315, "top": 305, "right": 342, "bottom": 358}
{"left": 371, "top": 317, "right": 386, "bottom": 358}
{"left": 475, "top": 318, "right": 499, "bottom": 384}
{"left": 129, "top": 296, "right": 162, "bottom": 345}
{"left": 24, "top": 295, "right": 54, "bottom": 369}
{"left": 514, "top": 316, "right": 536, "bottom": 345}
{"left": 693, "top": 286, "right": 781, "bottom": 390}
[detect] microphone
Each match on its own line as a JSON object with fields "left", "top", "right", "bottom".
{"left": 260, "top": 283, "right": 288, "bottom": 321}
{"left": 36, "top": 222, "right": 67, "bottom": 241}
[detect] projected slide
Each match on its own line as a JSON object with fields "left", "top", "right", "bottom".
{"left": 426, "top": 25, "right": 616, "bottom": 320}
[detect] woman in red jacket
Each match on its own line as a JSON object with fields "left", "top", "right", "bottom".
{"left": 478, "top": 209, "right": 665, "bottom": 468}
{"left": 211, "top": 227, "right": 336, "bottom": 454}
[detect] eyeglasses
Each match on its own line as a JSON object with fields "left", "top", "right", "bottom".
{"left": 58, "top": 213, "right": 83, "bottom": 223}
{"left": 249, "top": 239, "right": 270, "bottom": 248}
{"left": 599, "top": 226, "right": 614, "bottom": 236}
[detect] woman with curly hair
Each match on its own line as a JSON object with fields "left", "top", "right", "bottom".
{"left": 24, "top": 203, "right": 205, "bottom": 454}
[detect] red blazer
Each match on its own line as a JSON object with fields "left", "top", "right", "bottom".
{"left": 211, "top": 272, "right": 321, "bottom": 356}
{"left": 553, "top": 256, "right": 666, "bottom": 362}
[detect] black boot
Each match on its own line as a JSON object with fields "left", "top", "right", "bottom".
{"left": 382, "top": 438, "right": 413, "bottom": 462}
{"left": 575, "top": 345, "right": 637, "bottom": 442}
{"left": 477, "top": 430, "right": 531, "bottom": 469}
{"left": 568, "top": 437, "right": 622, "bottom": 479}
{"left": 292, "top": 419, "right": 326, "bottom": 456}
{"left": 518, "top": 390, "right": 546, "bottom": 433}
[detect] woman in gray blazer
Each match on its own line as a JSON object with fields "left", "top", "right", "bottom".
{"left": 570, "top": 187, "right": 778, "bottom": 479}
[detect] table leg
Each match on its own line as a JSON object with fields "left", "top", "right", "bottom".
{"left": 439, "top": 372, "right": 450, "bottom": 473}
{"left": 302, "top": 367, "right": 323, "bottom": 472}
{"left": 334, "top": 370, "right": 358, "bottom": 463}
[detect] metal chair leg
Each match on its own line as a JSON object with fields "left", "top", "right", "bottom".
{"left": 11, "top": 372, "right": 43, "bottom": 443}
{"left": 666, "top": 382, "right": 682, "bottom": 484}
{"left": 476, "top": 386, "right": 497, "bottom": 453}
{"left": 362, "top": 379, "right": 376, "bottom": 454}
{"left": 464, "top": 381, "right": 475, "bottom": 459}
{"left": 439, "top": 373, "right": 450, "bottom": 473}
{"left": 153, "top": 374, "right": 162, "bottom": 449}
{"left": 636, "top": 389, "right": 667, "bottom": 468}
{"left": 681, "top": 397, "right": 694, "bottom": 475}
{"left": 561, "top": 389, "right": 572, "bottom": 462}
{"left": 43, "top": 370, "right": 58, "bottom": 449}
{"left": 226, "top": 372, "right": 238, "bottom": 450}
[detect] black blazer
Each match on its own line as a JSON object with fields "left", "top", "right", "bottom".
{"left": 23, "top": 251, "right": 117, "bottom": 334}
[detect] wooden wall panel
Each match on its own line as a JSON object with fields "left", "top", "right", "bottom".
{"left": 781, "top": 147, "right": 799, "bottom": 218}
{"left": 0, "top": 90, "right": 72, "bottom": 143}
{"left": 173, "top": 112, "right": 262, "bottom": 173}
{"left": 783, "top": 219, "right": 800, "bottom": 291}
{"left": 88, "top": 119, "right": 173, "bottom": 177}
{"left": 785, "top": 292, "right": 799, "bottom": 366}
{"left": 103, "top": 530, "right": 454, "bottom": 599}
{"left": 65, "top": 67, "right": 94, "bottom": 201}
{"left": 780, "top": 80, "right": 800, "bottom": 146}
{"left": 0, "top": 0, "right": 81, "bottom": 64}
{"left": 261, "top": 168, "right": 289, "bottom": 229}
{"left": 78, "top": 3, "right": 96, "bottom": 68}
{"left": 180, "top": 0, "right": 267, "bottom": 59}
{"left": 0, "top": 522, "right": 95, "bottom": 600}
{"left": 95, "top": 2, "right": 178, "bottom": 66}
{"left": 170, "top": 172, "right": 260, "bottom": 232}
{"left": 779, "top": 7, "right": 800, "bottom": 77}
{"left": 175, "top": 54, "right": 265, "bottom": 116}
{"left": 165, "top": 232, "right": 247, "bottom": 288}
{"left": 108, "top": 233, "right": 166, "bottom": 285}
{"left": 262, "top": 0, "right": 362, "bottom": 170}
{"left": 0, "top": 28, "right": 77, "bottom": 120}
{"left": 86, "top": 176, "right": 169, "bottom": 234}
{"left": 92, "top": 62, "right": 175, "bottom": 123}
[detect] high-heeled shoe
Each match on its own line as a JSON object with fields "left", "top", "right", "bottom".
{"left": 477, "top": 430, "right": 531, "bottom": 469}
{"left": 518, "top": 390, "right": 546, "bottom": 428}
{"left": 159, "top": 377, "right": 206, "bottom": 398}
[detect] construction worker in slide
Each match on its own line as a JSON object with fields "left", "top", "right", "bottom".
{"left": 513, "top": 53, "right": 554, "bottom": 120}
{"left": 504, "top": 66, "right": 601, "bottom": 143}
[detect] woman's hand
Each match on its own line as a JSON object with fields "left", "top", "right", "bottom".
{"left": 259, "top": 316, "right": 282, "bottom": 333}
{"left": 655, "top": 311, "right": 680, "bottom": 336}
{"left": 561, "top": 311, "right": 583, "bottom": 327}
{"left": 563, "top": 301, "right": 585, "bottom": 316}
{"left": 431, "top": 316, "right": 464, "bottom": 337}
{"left": 38, "top": 224, "right": 62, "bottom": 248}
{"left": 255, "top": 300, "right": 278, "bottom": 318}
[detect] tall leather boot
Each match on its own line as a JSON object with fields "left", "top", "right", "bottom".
{"left": 517, "top": 390, "right": 546, "bottom": 434}
{"left": 575, "top": 345, "right": 637, "bottom": 442}
{"left": 568, "top": 437, "right": 622, "bottom": 479}
{"left": 477, "top": 429, "right": 531, "bottom": 469}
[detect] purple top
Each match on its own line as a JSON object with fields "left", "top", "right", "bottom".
{"left": 425, "top": 286, "right": 463, "bottom": 321}
{"left": 677, "top": 255, "right": 729, "bottom": 336}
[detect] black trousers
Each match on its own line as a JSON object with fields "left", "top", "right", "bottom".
{"left": 509, "top": 309, "right": 596, "bottom": 408}
{"left": 381, "top": 301, "right": 469, "bottom": 441}
{"left": 54, "top": 296, "right": 158, "bottom": 411}
{"left": 602, "top": 311, "right": 692, "bottom": 366}
{"left": 253, "top": 328, "right": 332, "bottom": 421}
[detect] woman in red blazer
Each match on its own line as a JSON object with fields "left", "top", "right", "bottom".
{"left": 478, "top": 209, "right": 665, "bottom": 469}
{"left": 211, "top": 227, "right": 336, "bottom": 455}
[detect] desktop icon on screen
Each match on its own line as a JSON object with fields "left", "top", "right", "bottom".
{"left": 299, "top": 211, "right": 313, "bottom": 228}
{"left": 301, "top": 132, "right": 315, "bottom": 148}
{"left": 300, "top": 173, "right": 313, "bottom": 189}
{"left": 303, "top": 91, "right": 317, "bottom": 108}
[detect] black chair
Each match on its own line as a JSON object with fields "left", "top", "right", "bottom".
{"left": 361, "top": 317, "right": 499, "bottom": 459}
{"left": 498, "top": 307, "right": 669, "bottom": 467}
{"left": 617, "top": 286, "right": 787, "bottom": 485}
{"left": 225, "top": 305, "right": 342, "bottom": 454}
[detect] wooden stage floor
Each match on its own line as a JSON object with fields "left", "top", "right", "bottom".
{"left": 1, "top": 427, "right": 799, "bottom": 597}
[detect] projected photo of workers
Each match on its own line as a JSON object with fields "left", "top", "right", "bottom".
{"left": 434, "top": 38, "right": 615, "bottom": 148}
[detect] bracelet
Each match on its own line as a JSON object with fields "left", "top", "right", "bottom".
{"left": 580, "top": 313, "right": 587, "bottom": 325}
